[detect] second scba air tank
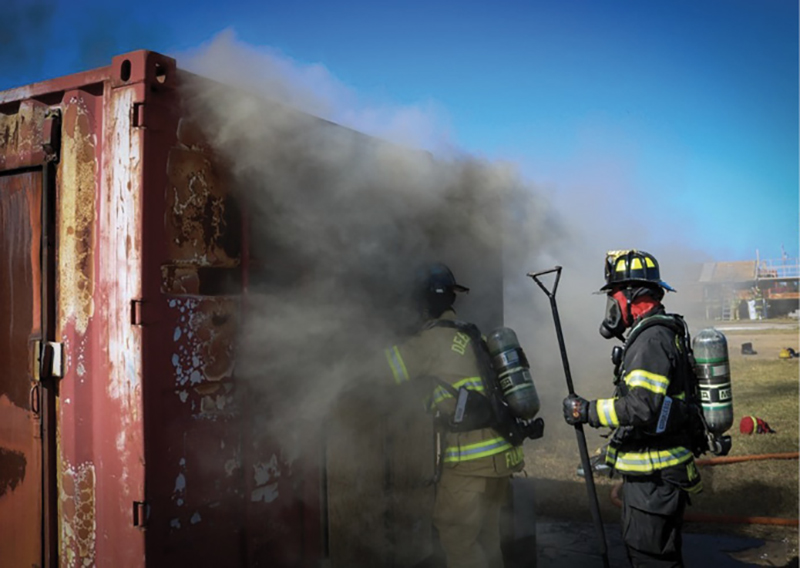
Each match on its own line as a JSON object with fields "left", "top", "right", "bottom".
{"left": 485, "top": 327, "right": 540, "bottom": 420}
{"left": 693, "top": 328, "right": 734, "bottom": 435}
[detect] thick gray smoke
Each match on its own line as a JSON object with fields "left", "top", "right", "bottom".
{"left": 180, "top": 31, "right": 563, "bottom": 440}
{"left": 180, "top": 29, "right": 714, "bottom": 445}
{"left": 180, "top": 34, "right": 567, "bottom": 561}
{"left": 179, "top": 32, "right": 715, "bottom": 552}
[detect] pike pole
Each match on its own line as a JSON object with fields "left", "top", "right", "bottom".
{"left": 528, "top": 266, "right": 610, "bottom": 568}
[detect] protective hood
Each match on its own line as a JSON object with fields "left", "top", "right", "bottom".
{"left": 599, "top": 288, "right": 663, "bottom": 340}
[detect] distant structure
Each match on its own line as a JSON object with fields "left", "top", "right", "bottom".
{"left": 697, "top": 254, "right": 800, "bottom": 320}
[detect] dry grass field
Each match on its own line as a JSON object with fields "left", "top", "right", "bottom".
{"left": 522, "top": 321, "right": 799, "bottom": 562}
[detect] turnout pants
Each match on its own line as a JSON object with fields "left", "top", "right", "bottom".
{"left": 433, "top": 468, "right": 511, "bottom": 568}
{"left": 621, "top": 473, "right": 688, "bottom": 568}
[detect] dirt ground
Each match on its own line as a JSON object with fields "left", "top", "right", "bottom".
{"left": 523, "top": 319, "right": 800, "bottom": 567}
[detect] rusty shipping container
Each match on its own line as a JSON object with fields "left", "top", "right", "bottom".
{"left": 0, "top": 50, "right": 514, "bottom": 567}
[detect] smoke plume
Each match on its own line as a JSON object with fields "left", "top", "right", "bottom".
{"left": 180, "top": 30, "right": 564, "bottom": 439}
{"left": 178, "top": 31, "right": 714, "bottom": 555}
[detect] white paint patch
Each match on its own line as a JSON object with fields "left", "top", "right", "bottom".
{"left": 190, "top": 512, "right": 202, "bottom": 524}
{"left": 251, "top": 483, "right": 279, "bottom": 503}
{"left": 250, "top": 454, "right": 281, "bottom": 503}
{"left": 170, "top": 518, "right": 181, "bottom": 529}
{"left": 174, "top": 473, "right": 186, "bottom": 493}
{"left": 105, "top": 86, "right": 143, "bottom": 400}
{"left": 116, "top": 431, "right": 126, "bottom": 453}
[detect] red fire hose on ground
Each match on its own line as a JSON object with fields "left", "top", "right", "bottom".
{"left": 609, "top": 452, "right": 800, "bottom": 526}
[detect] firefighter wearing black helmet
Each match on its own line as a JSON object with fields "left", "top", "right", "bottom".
{"left": 563, "top": 250, "right": 702, "bottom": 568}
{"left": 384, "top": 262, "right": 524, "bottom": 568}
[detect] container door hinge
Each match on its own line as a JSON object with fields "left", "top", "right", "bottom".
{"left": 132, "top": 102, "right": 166, "bottom": 130}
{"left": 34, "top": 340, "right": 64, "bottom": 381}
{"left": 133, "top": 501, "right": 149, "bottom": 529}
{"left": 43, "top": 109, "right": 61, "bottom": 163}
{"left": 131, "top": 299, "right": 144, "bottom": 325}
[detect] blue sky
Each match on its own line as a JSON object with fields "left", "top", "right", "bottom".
{"left": 2, "top": 0, "right": 797, "bottom": 262}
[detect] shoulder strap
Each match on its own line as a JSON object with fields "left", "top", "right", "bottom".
{"left": 622, "top": 313, "right": 697, "bottom": 393}
{"left": 625, "top": 313, "right": 684, "bottom": 347}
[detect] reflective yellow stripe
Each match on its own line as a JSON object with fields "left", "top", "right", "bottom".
{"left": 596, "top": 398, "right": 619, "bottom": 427}
{"left": 625, "top": 369, "right": 669, "bottom": 395}
{"left": 432, "top": 376, "right": 484, "bottom": 404}
{"left": 385, "top": 346, "right": 409, "bottom": 385}
{"left": 609, "top": 446, "right": 693, "bottom": 474}
{"left": 443, "top": 436, "right": 513, "bottom": 462}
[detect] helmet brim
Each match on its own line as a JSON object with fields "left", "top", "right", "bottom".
{"left": 453, "top": 283, "right": 470, "bottom": 293}
{"left": 599, "top": 280, "right": 676, "bottom": 293}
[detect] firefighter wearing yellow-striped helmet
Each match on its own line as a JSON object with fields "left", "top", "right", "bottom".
{"left": 563, "top": 249, "right": 701, "bottom": 567}
{"left": 599, "top": 250, "right": 675, "bottom": 340}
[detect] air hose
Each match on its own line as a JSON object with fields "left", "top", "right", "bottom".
{"left": 609, "top": 452, "right": 800, "bottom": 526}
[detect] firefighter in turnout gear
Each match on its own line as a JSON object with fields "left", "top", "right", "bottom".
{"left": 563, "top": 250, "right": 702, "bottom": 568}
{"left": 385, "top": 262, "right": 524, "bottom": 568}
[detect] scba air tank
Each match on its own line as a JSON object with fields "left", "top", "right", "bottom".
{"left": 693, "top": 328, "right": 734, "bottom": 434}
{"left": 486, "top": 327, "right": 540, "bottom": 420}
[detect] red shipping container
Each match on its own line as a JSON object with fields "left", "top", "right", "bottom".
{"left": 0, "top": 49, "right": 513, "bottom": 568}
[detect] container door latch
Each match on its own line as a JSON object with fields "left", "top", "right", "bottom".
{"left": 34, "top": 340, "right": 64, "bottom": 381}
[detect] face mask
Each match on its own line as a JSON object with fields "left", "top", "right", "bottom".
{"left": 599, "top": 291, "right": 628, "bottom": 339}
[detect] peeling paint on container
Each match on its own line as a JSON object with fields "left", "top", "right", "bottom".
{"left": 59, "top": 461, "right": 97, "bottom": 567}
{"left": 251, "top": 455, "right": 281, "bottom": 503}
{"left": 59, "top": 94, "right": 97, "bottom": 335}
{"left": 1, "top": 50, "right": 323, "bottom": 567}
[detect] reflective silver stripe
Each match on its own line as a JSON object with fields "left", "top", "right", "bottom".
{"left": 386, "top": 346, "right": 409, "bottom": 384}
{"left": 443, "top": 437, "right": 513, "bottom": 462}
{"left": 625, "top": 369, "right": 669, "bottom": 395}
{"left": 596, "top": 399, "right": 618, "bottom": 427}
{"left": 612, "top": 447, "right": 693, "bottom": 473}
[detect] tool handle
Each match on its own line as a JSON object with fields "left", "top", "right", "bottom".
{"left": 574, "top": 423, "right": 610, "bottom": 568}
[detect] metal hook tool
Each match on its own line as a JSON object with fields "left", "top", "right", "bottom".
{"left": 528, "top": 266, "right": 610, "bottom": 568}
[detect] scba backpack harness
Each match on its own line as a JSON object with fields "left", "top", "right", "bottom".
{"left": 426, "top": 319, "right": 544, "bottom": 447}
{"left": 611, "top": 313, "right": 731, "bottom": 458}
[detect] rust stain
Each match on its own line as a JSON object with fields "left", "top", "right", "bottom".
{"left": 59, "top": 460, "right": 96, "bottom": 566}
{"left": 0, "top": 447, "right": 26, "bottom": 497}
{"left": 59, "top": 96, "right": 97, "bottom": 335}
{"left": 160, "top": 265, "right": 200, "bottom": 295}
{"left": 165, "top": 146, "right": 239, "bottom": 266}
{"left": 0, "top": 101, "right": 46, "bottom": 170}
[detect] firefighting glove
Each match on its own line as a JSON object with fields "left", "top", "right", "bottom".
{"left": 563, "top": 394, "right": 590, "bottom": 425}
